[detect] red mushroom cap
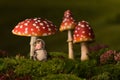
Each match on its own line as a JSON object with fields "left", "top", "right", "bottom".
{"left": 59, "top": 10, "right": 76, "bottom": 31}
{"left": 12, "top": 18, "right": 57, "bottom": 36}
{"left": 73, "top": 20, "right": 95, "bottom": 43}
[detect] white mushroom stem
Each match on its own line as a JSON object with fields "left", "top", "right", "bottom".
{"left": 30, "top": 36, "right": 37, "bottom": 59}
{"left": 67, "top": 30, "right": 74, "bottom": 59}
{"left": 81, "top": 42, "right": 89, "bottom": 61}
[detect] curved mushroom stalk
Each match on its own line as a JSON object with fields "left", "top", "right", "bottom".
{"left": 30, "top": 36, "right": 37, "bottom": 59}
{"left": 67, "top": 30, "right": 74, "bottom": 59}
{"left": 59, "top": 10, "right": 76, "bottom": 59}
{"left": 81, "top": 42, "right": 89, "bottom": 61}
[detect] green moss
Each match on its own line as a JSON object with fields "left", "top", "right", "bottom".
{"left": 42, "top": 74, "right": 85, "bottom": 80}
{"left": 0, "top": 51, "right": 120, "bottom": 79}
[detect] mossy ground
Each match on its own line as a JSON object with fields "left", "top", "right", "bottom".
{"left": 0, "top": 50, "right": 120, "bottom": 80}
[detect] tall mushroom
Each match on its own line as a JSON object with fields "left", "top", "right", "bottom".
{"left": 12, "top": 17, "right": 57, "bottom": 59}
{"left": 73, "top": 20, "right": 95, "bottom": 61}
{"left": 59, "top": 10, "right": 76, "bottom": 59}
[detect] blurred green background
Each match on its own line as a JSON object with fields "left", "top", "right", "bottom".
{"left": 0, "top": 0, "right": 120, "bottom": 56}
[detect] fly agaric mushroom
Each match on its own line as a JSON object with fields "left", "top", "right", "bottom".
{"left": 73, "top": 20, "right": 95, "bottom": 61}
{"left": 59, "top": 10, "right": 76, "bottom": 59}
{"left": 12, "top": 17, "right": 57, "bottom": 59}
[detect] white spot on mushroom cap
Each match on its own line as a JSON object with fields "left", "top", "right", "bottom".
{"left": 25, "top": 28, "right": 28, "bottom": 31}
{"left": 70, "top": 17, "right": 73, "bottom": 20}
{"left": 81, "top": 24, "right": 85, "bottom": 27}
{"left": 20, "top": 25, "right": 23, "bottom": 28}
{"left": 77, "top": 27, "right": 80, "bottom": 30}
{"left": 34, "top": 18, "right": 37, "bottom": 21}
{"left": 66, "top": 11, "right": 70, "bottom": 15}
{"left": 82, "top": 31, "right": 85, "bottom": 33}
{"left": 35, "top": 21, "right": 38, "bottom": 23}
{"left": 74, "top": 37, "right": 76, "bottom": 39}
{"left": 33, "top": 23, "right": 36, "bottom": 26}
{"left": 63, "top": 18, "right": 67, "bottom": 23}
{"left": 75, "top": 30, "right": 77, "bottom": 33}
{"left": 78, "top": 23, "right": 81, "bottom": 26}
{"left": 18, "top": 32, "right": 21, "bottom": 35}
{"left": 71, "top": 22, "right": 74, "bottom": 24}
{"left": 74, "top": 40, "right": 77, "bottom": 42}
{"left": 36, "top": 26, "right": 39, "bottom": 29}
{"left": 48, "top": 28, "right": 51, "bottom": 31}
{"left": 81, "top": 35, "right": 83, "bottom": 37}
{"left": 88, "top": 27, "right": 91, "bottom": 30}
{"left": 12, "top": 30, "right": 15, "bottom": 33}
{"left": 89, "top": 33, "right": 91, "bottom": 36}
{"left": 64, "top": 22, "right": 67, "bottom": 26}
{"left": 27, "top": 20, "right": 30, "bottom": 23}
{"left": 16, "top": 26, "right": 19, "bottom": 28}
{"left": 82, "top": 20, "right": 85, "bottom": 23}
{"left": 24, "top": 23, "right": 28, "bottom": 26}
{"left": 76, "top": 34, "right": 79, "bottom": 37}
{"left": 48, "top": 33, "right": 52, "bottom": 35}
{"left": 25, "top": 30, "right": 28, "bottom": 34}
{"left": 37, "top": 20, "right": 41, "bottom": 22}
{"left": 40, "top": 23, "right": 44, "bottom": 26}
{"left": 47, "top": 25, "right": 49, "bottom": 27}
{"left": 32, "top": 32, "right": 35, "bottom": 35}
{"left": 42, "top": 33, "right": 47, "bottom": 36}
{"left": 38, "top": 17, "right": 41, "bottom": 19}
{"left": 31, "top": 28, "right": 34, "bottom": 31}
{"left": 66, "top": 15, "right": 69, "bottom": 18}
{"left": 50, "top": 24, "right": 53, "bottom": 26}
{"left": 86, "top": 24, "right": 89, "bottom": 27}
{"left": 42, "top": 27, "right": 46, "bottom": 29}
{"left": 43, "top": 21, "right": 47, "bottom": 24}
{"left": 24, "top": 28, "right": 28, "bottom": 34}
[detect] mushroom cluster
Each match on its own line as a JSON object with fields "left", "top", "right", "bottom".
{"left": 59, "top": 10, "right": 95, "bottom": 61}
{"left": 12, "top": 10, "right": 95, "bottom": 61}
{"left": 12, "top": 17, "right": 57, "bottom": 59}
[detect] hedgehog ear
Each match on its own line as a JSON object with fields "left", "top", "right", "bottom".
{"left": 41, "top": 39, "right": 45, "bottom": 49}
{"left": 36, "top": 39, "right": 45, "bottom": 49}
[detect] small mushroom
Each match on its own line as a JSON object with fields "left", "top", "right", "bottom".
{"left": 73, "top": 20, "right": 95, "bottom": 61}
{"left": 12, "top": 17, "right": 57, "bottom": 59}
{"left": 59, "top": 10, "right": 76, "bottom": 59}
